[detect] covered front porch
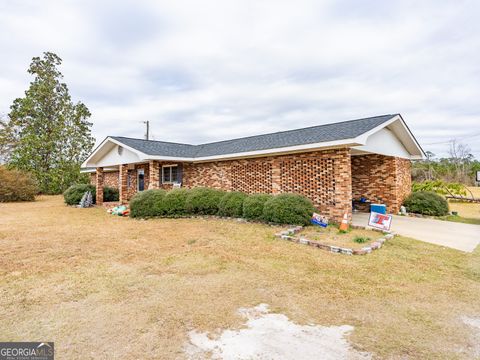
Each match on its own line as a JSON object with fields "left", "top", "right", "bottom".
{"left": 91, "top": 161, "right": 184, "bottom": 204}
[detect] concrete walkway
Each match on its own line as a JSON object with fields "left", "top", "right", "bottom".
{"left": 352, "top": 213, "right": 480, "bottom": 252}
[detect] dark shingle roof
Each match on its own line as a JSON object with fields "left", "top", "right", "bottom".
{"left": 112, "top": 114, "right": 397, "bottom": 159}
{"left": 110, "top": 137, "right": 198, "bottom": 157}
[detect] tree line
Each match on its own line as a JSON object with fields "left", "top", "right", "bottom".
{"left": 412, "top": 140, "right": 479, "bottom": 185}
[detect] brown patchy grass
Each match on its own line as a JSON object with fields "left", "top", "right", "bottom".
{"left": 0, "top": 196, "right": 479, "bottom": 359}
{"left": 300, "top": 226, "right": 383, "bottom": 249}
{"left": 448, "top": 187, "right": 480, "bottom": 221}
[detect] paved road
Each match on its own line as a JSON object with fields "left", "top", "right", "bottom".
{"left": 352, "top": 213, "right": 480, "bottom": 252}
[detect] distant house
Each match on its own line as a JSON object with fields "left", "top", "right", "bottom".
{"left": 81, "top": 114, "right": 424, "bottom": 221}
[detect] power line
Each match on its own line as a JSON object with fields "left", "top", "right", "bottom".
{"left": 423, "top": 132, "right": 480, "bottom": 145}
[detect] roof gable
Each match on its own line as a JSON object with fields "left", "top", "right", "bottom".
{"left": 82, "top": 114, "right": 424, "bottom": 168}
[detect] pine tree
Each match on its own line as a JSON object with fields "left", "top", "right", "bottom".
{"left": 3, "top": 52, "right": 95, "bottom": 194}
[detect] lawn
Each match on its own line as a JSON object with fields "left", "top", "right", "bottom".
{"left": 0, "top": 196, "right": 479, "bottom": 359}
{"left": 447, "top": 186, "right": 480, "bottom": 222}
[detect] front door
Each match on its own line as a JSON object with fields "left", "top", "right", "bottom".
{"left": 137, "top": 169, "right": 145, "bottom": 191}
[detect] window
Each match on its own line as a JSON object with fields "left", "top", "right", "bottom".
{"left": 137, "top": 169, "right": 145, "bottom": 191}
{"left": 162, "top": 165, "right": 178, "bottom": 184}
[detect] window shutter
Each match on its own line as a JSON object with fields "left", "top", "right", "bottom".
{"left": 177, "top": 164, "right": 183, "bottom": 184}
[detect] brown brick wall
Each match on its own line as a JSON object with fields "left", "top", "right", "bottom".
{"left": 183, "top": 148, "right": 352, "bottom": 221}
{"left": 395, "top": 158, "right": 412, "bottom": 210}
{"left": 90, "top": 171, "right": 119, "bottom": 189}
{"left": 90, "top": 150, "right": 410, "bottom": 220}
{"left": 351, "top": 154, "right": 411, "bottom": 213}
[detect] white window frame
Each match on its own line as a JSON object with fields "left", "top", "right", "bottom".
{"left": 137, "top": 168, "right": 145, "bottom": 191}
{"left": 161, "top": 164, "right": 179, "bottom": 184}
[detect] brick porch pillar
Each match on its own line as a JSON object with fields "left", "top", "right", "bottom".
{"left": 333, "top": 148, "right": 352, "bottom": 222}
{"left": 271, "top": 158, "right": 281, "bottom": 194}
{"left": 96, "top": 167, "right": 104, "bottom": 205}
{"left": 148, "top": 160, "right": 160, "bottom": 189}
{"left": 119, "top": 164, "right": 128, "bottom": 204}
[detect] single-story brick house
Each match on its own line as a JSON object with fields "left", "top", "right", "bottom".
{"left": 81, "top": 114, "right": 424, "bottom": 221}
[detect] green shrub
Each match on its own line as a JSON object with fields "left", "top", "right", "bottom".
{"left": 103, "top": 186, "right": 119, "bottom": 202}
{"left": 0, "top": 166, "right": 37, "bottom": 202}
{"left": 353, "top": 236, "right": 370, "bottom": 243}
{"left": 243, "top": 194, "right": 272, "bottom": 220}
{"left": 63, "top": 184, "right": 120, "bottom": 205}
{"left": 129, "top": 189, "right": 166, "bottom": 218}
{"left": 162, "top": 188, "right": 189, "bottom": 216}
{"left": 403, "top": 191, "right": 449, "bottom": 216}
{"left": 185, "top": 187, "right": 225, "bottom": 215}
{"left": 218, "top": 191, "right": 248, "bottom": 217}
{"left": 263, "top": 193, "right": 315, "bottom": 225}
{"left": 63, "top": 184, "right": 96, "bottom": 205}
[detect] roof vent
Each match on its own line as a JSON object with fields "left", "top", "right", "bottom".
{"left": 117, "top": 146, "right": 123, "bottom": 155}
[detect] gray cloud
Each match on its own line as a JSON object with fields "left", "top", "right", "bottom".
{"left": 0, "top": 0, "right": 479, "bottom": 158}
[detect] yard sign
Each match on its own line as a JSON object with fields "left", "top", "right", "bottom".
{"left": 368, "top": 211, "right": 392, "bottom": 231}
{"left": 311, "top": 213, "right": 328, "bottom": 227}
{"left": 476, "top": 170, "right": 480, "bottom": 182}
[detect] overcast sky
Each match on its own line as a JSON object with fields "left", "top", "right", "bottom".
{"left": 1, "top": 0, "right": 479, "bottom": 158}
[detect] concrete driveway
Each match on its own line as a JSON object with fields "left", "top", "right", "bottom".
{"left": 352, "top": 213, "right": 480, "bottom": 252}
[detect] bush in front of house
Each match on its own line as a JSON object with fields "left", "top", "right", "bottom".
{"left": 263, "top": 193, "right": 315, "bottom": 225}
{"left": 103, "top": 186, "right": 119, "bottom": 202}
{"left": 0, "top": 166, "right": 37, "bottom": 202}
{"left": 218, "top": 191, "right": 248, "bottom": 217}
{"left": 242, "top": 193, "right": 273, "bottom": 220}
{"left": 63, "top": 184, "right": 96, "bottom": 205}
{"left": 403, "top": 191, "right": 449, "bottom": 216}
{"left": 162, "top": 188, "right": 189, "bottom": 216}
{"left": 185, "top": 187, "right": 225, "bottom": 215}
{"left": 129, "top": 189, "right": 167, "bottom": 218}
{"left": 63, "top": 184, "right": 119, "bottom": 205}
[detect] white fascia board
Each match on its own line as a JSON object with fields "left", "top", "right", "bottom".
{"left": 81, "top": 137, "right": 149, "bottom": 168}
{"left": 80, "top": 166, "right": 119, "bottom": 173}
{"left": 354, "top": 115, "right": 401, "bottom": 143}
{"left": 355, "top": 115, "right": 425, "bottom": 159}
{"left": 146, "top": 138, "right": 361, "bottom": 163}
{"left": 106, "top": 137, "right": 148, "bottom": 159}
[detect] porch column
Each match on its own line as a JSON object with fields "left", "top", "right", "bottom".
{"left": 96, "top": 167, "right": 104, "bottom": 205}
{"left": 271, "top": 158, "right": 281, "bottom": 194}
{"left": 119, "top": 164, "right": 128, "bottom": 204}
{"left": 333, "top": 148, "right": 352, "bottom": 222}
{"left": 149, "top": 160, "right": 160, "bottom": 189}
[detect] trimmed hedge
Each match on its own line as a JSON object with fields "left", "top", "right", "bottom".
{"left": 243, "top": 193, "right": 272, "bottom": 220}
{"left": 63, "top": 184, "right": 119, "bottom": 205}
{"left": 185, "top": 187, "right": 225, "bottom": 215}
{"left": 162, "top": 188, "right": 189, "bottom": 216}
{"left": 126, "top": 188, "right": 316, "bottom": 225}
{"left": 218, "top": 191, "right": 248, "bottom": 217}
{"left": 0, "top": 166, "right": 37, "bottom": 202}
{"left": 63, "top": 184, "right": 96, "bottom": 205}
{"left": 263, "top": 193, "right": 315, "bottom": 225}
{"left": 129, "top": 189, "right": 166, "bottom": 218}
{"left": 403, "top": 191, "right": 449, "bottom": 216}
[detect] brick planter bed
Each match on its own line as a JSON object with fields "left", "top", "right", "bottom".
{"left": 275, "top": 225, "right": 396, "bottom": 255}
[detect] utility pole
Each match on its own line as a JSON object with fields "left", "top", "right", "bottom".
{"left": 143, "top": 121, "right": 150, "bottom": 140}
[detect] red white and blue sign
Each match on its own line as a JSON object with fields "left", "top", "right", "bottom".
{"left": 368, "top": 211, "right": 392, "bottom": 231}
{"left": 311, "top": 213, "right": 329, "bottom": 227}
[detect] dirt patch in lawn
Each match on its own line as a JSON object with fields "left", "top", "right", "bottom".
{"left": 299, "top": 226, "right": 383, "bottom": 249}
{"left": 185, "top": 304, "right": 371, "bottom": 359}
{"left": 1, "top": 196, "right": 480, "bottom": 359}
